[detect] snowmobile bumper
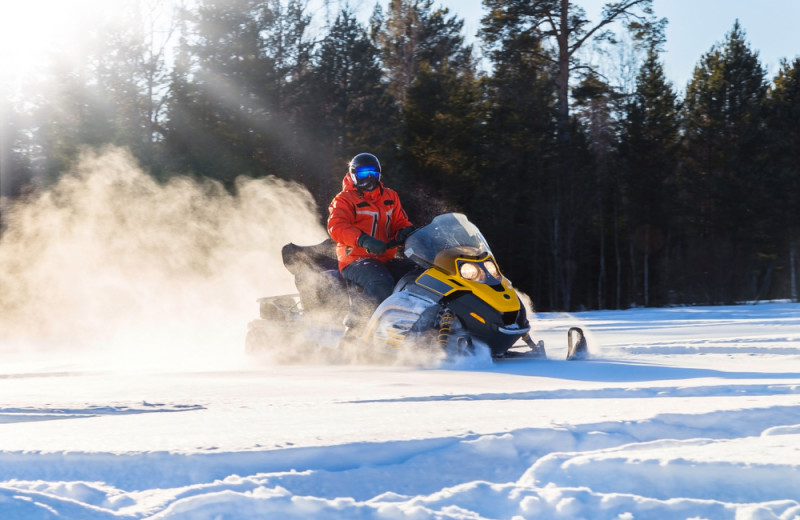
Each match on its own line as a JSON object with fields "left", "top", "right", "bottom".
{"left": 496, "top": 323, "right": 531, "bottom": 336}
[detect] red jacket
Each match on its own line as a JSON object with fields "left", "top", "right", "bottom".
{"left": 327, "top": 173, "right": 413, "bottom": 271}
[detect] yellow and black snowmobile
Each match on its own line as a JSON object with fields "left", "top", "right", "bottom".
{"left": 246, "top": 213, "right": 587, "bottom": 362}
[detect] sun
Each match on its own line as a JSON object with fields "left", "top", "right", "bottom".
{"left": 0, "top": 0, "right": 120, "bottom": 96}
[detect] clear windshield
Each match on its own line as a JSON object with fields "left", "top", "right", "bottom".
{"left": 404, "top": 213, "right": 492, "bottom": 269}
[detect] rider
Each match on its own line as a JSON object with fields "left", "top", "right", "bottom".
{"left": 327, "top": 153, "right": 416, "bottom": 329}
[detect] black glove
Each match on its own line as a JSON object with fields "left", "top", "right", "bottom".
{"left": 358, "top": 234, "right": 387, "bottom": 255}
{"left": 395, "top": 226, "right": 415, "bottom": 242}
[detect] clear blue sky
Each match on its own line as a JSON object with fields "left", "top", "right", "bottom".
{"left": 429, "top": 0, "right": 800, "bottom": 91}
{"left": 5, "top": 1, "right": 797, "bottom": 96}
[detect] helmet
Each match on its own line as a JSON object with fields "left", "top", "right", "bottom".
{"left": 348, "top": 153, "right": 382, "bottom": 191}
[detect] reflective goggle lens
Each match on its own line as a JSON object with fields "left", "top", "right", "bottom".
{"left": 354, "top": 166, "right": 379, "bottom": 179}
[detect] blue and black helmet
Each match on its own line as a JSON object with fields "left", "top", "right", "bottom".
{"left": 349, "top": 153, "right": 382, "bottom": 191}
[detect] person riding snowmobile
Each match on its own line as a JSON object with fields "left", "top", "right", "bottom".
{"left": 327, "top": 153, "right": 415, "bottom": 331}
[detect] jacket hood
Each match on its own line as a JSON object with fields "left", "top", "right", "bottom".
{"left": 341, "top": 172, "right": 355, "bottom": 191}
{"left": 341, "top": 173, "right": 383, "bottom": 195}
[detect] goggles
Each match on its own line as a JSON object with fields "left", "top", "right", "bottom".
{"left": 354, "top": 166, "right": 380, "bottom": 180}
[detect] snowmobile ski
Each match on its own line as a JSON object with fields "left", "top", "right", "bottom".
{"left": 566, "top": 327, "right": 589, "bottom": 360}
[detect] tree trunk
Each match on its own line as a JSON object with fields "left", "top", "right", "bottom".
{"left": 614, "top": 204, "right": 622, "bottom": 309}
{"left": 629, "top": 243, "right": 636, "bottom": 306}
{"left": 643, "top": 250, "right": 649, "bottom": 307}
{"left": 643, "top": 226, "right": 650, "bottom": 307}
{"left": 551, "top": 206, "right": 562, "bottom": 309}
{"left": 0, "top": 98, "right": 8, "bottom": 204}
{"left": 791, "top": 240, "right": 798, "bottom": 302}
{"left": 556, "top": 0, "right": 571, "bottom": 144}
{"left": 598, "top": 207, "right": 606, "bottom": 309}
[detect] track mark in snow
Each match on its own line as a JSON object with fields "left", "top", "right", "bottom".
{"left": 3, "top": 405, "right": 800, "bottom": 486}
{"left": 521, "top": 434, "right": 800, "bottom": 503}
{"left": 346, "top": 382, "right": 800, "bottom": 403}
{"left": 0, "top": 403, "right": 205, "bottom": 424}
{"left": 615, "top": 342, "right": 800, "bottom": 356}
{"left": 0, "top": 370, "right": 112, "bottom": 380}
{"left": 3, "top": 405, "right": 800, "bottom": 518}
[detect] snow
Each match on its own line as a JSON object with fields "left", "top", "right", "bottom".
{"left": 2, "top": 301, "right": 800, "bottom": 520}
{"left": 1, "top": 150, "right": 799, "bottom": 518}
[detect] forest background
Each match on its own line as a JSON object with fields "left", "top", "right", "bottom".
{"left": 1, "top": 0, "right": 799, "bottom": 312}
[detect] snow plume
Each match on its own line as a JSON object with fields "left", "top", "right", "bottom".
{"left": 0, "top": 146, "right": 327, "bottom": 366}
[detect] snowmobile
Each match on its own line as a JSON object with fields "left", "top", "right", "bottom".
{"left": 245, "top": 212, "right": 588, "bottom": 362}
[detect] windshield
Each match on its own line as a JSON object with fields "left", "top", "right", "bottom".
{"left": 404, "top": 213, "right": 492, "bottom": 270}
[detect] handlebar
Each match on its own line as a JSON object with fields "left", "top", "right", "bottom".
{"left": 387, "top": 227, "right": 417, "bottom": 250}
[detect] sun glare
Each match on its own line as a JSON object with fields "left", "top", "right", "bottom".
{"left": 0, "top": 0, "right": 116, "bottom": 94}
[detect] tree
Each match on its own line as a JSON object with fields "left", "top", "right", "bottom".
{"left": 298, "top": 8, "right": 396, "bottom": 204}
{"left": 31, "top": 59, "right": 118, "bottom": 184}
{"left": 479, "top": 0, "right": 664, "bottom": 310}
{"left": 373, "top": 0, "right": 473, "bottom": 106}
{"left": 767, "top": 58, "right": 800, "bottom": 300}
{"left": 682, "top": 21, "right": 769, "bottom": 303}
{"left": 91, "top": 0, "right": 180, "bottom": 174}
{"left": 370, "top": 0, "right": 477, "bottom": 222}
{"left": 0, "top": 102, "right": 35, "bottom": 205}
{"left": 618, "top": 48, "right": 680, "bottom": 307}
{"left": 164, "top": 0, "right": 265, "bottom": 185}
{"left": 482, "top": 0, "right": 664, "bottom": 146}
{"left": 483, "top": 0, "right": 633, "bottom": 310}
{"left": 572, "top": 72, "right": 623, "bottom": 309}
{"left": 17, "top": 1, "right": 181, "bottom": 185}
{"left": 163, "top": 0, "right": 313, "bottom": 188}
{"left": 478, "top": 4, "right": 565, "bottom": 307}
{"left": 400, "top": 62, "right": 482, "bottom": 220}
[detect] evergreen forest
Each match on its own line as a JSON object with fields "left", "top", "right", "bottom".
{"left": 2, "top": 0, "right": 800, "bottom": 311}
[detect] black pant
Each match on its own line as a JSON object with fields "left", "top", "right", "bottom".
{"left": 341, "top": 257, "right": 417, "bottom": 318}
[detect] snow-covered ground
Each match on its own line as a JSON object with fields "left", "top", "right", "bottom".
{"left": 2, "top": 301, "right": 800, "bottom": 520}
{"left": 1, "top": 150, "right": 799, "bottom": 518}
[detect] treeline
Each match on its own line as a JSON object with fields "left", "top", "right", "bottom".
{"left": 2, "top": 0, "right": 799, "bottom": 311}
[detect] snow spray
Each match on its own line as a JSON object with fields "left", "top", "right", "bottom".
{"left": 0, "top": 146, "right": 327, "bottom": 367}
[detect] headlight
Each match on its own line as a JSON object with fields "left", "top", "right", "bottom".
{"left": 459, "top": 262, "right": 484, "bottom": 282}
{"left": 484, "top": 260, "right": 500, "bottom": 279}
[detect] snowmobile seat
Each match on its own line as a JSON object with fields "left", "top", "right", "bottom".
{"left": 282, "top": 239, "right": 347, "bottom": 312}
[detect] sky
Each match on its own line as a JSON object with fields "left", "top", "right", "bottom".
{"left": 0, "top": 1, "right": 105, "bottom": 87}
{"left": 1, "top": 0, "right": 797, "bottom": 98}
{"left": 430, "top": 0, "right": 800, "bottom": 91}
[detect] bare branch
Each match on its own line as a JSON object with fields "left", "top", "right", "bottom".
{"left": 568, "top": 0, "right": 650, "bottom": 57}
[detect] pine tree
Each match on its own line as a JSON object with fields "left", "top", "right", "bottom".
{"left": 371, "top": 0, "right": 477, "bottom": 222}
{"left": 90, "top": 0, "right": 179, "bottom": 175}
{"left": 400, "top": 61, "right": 482, "bottom": 219}
{"left": 618, "top": 48, "right": 680, "bottom": 307}
{"left": 572, "top": 72, "right": 623, "bottom": 309}
{"left": 478, "top": 0, "right": 664, "bottom": 310}
{"left": 682, "top": 21, "right": 769, "bottom": 303}
{"left": 31, "top": 59, "right": 117, "bottom": 184}
{"left": 374, "top": 0, "right": 472, "bottom": 106}
{"left": 163, "top": 0, "right": 313, "bottom": 188}
{"left": 482, "top": 0, "right": 663, "bottom": 146}
{"left": 478, "top": 2, "right": 564, "bottom": 307}
{"left": 298, "top": 8, "right": 395, "bottom": 205}
{"left": 767, "top": 58, "right": 800, "bottom": 300}
{"left": 164, "top": 0, "right": 267, "bottom": 185}
{"left": 0, "top": 102, "right": 34, "bottom": 202}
